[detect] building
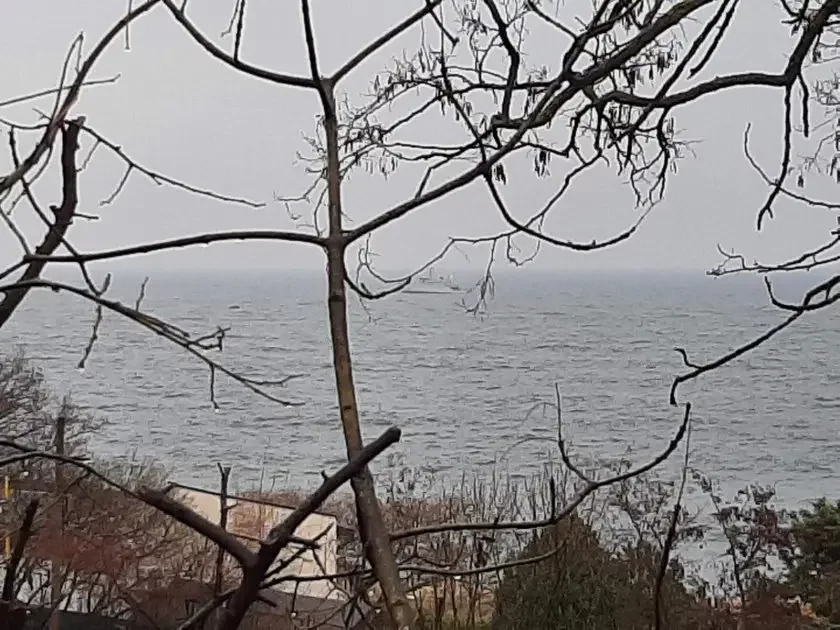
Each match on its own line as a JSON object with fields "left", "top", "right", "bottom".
{"left": 0, "top": 473, "right": 380, "bottom": 627}
{"left": 166, "top": 483, "right": 347, "bottom": 600}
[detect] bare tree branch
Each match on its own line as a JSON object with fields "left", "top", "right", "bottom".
{"left": 0, "top": 117, "right": 83, "bottom": 327}
{"left": 77, "top": 123, "right": 265, "bottom": 208}
{"left": 161, "top": 0, "right": 317, "bottom": 89}
{"left": 0, "top": 76, "right": 119, "bottom": 110}
{"left": 667, "top": 270, "right": 840, "bottom": 405}
{"left": 218, "top": 426, "right": 402, "bottom": 630}
{"left": 391, "top": 404, "right": 691, "bottom": 540}
{"left": 655, "top": 410, "right": 692, "bottom": 630}
{"left": 0, "top": 279, "right": 304, "bottom": 407}
{"left": 22, "top": 229, "right": 326, "bottom": 265}
{"left": 137, "top": 487, "right": 256, "bottom": 569}
{"left": 332, "top": 0, "right": 444, "bottom": 85}
{"left": 0, "top": 0, "right": 161, "bottom": 197}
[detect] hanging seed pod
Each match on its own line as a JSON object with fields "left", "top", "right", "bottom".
{"left": 493, "top": 163, "right": 507, "bottom": 184}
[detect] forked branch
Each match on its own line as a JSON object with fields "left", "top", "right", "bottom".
{"left": 0, "top": 0, "right": 161, "bottom": 197}
{"left": 218, "top": 426, "right": 402, "bottom": 630}
{"left": 0, "top": 118, "right": 83, "bottom": 327}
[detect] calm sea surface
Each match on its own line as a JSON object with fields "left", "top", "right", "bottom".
{"left": 2, "top": 269, "right": 837, "bottom": 510}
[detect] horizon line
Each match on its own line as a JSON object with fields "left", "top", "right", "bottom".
{"left": 43, "top": 265, "right": 717, "bottom": 276}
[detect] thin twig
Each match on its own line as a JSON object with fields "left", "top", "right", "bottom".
{"left": 77, "top": 123, "right": 265, "bottom": 209}
{"left": 654, "top": 412, "right": 692, "bottom": 630}
{"left": 332, "top": 0, "right": 444, "bottom": 84}
{"left": 0, "top": 76, "right": 120, "bottom": 110}
{"left": 0, "top": 0, "right": 160, "bottom": 197}
{"left": 0, "top": 278, "right": 305, "bottom": 407}
{"left": 391, "top": 405, "right": 691, "bottom": 540}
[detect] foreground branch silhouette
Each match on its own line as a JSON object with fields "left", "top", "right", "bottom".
{"left": 3, "top": 0, "right": 840, "bottom": 628}
{"left": 0, "top": 425, "right": 401, "bottom": 629}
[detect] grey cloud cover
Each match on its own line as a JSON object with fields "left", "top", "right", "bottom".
{"left": 1, "top": 0, "right": 835, "bottom": 273}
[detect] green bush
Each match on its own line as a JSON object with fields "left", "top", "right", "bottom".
{"left": 783, "top": 499, "right": 840, "bottom": 623}
{"left": 490, "top": 513, "right": 712, "bottom": 630}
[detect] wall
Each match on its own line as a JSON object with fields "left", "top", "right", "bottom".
{"left": 174, "top": 488, "right": 342, "bottom": 600}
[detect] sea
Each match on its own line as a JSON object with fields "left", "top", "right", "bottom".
{"left": 1, "top": 268, "right": 837, "bottom": 514}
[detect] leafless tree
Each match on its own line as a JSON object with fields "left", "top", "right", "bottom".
{"left": 0, "top": 465, "right": 210, "bottom": 623}
{"left": 3, "top": 1, "right": 840, "bottom": 628}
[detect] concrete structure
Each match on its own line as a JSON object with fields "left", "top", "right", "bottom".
{"left": 167, "top": 483, "right": 343, "bottom": 600}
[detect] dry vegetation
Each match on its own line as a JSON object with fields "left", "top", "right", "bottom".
{"left": 0, "top": 354, "right": 838, "bottom": 629}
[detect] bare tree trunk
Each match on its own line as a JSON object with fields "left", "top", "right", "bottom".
{"left": 214, "top": 464, "right": 231, "bottom": 597}
{"left": 49, "top": 415, "right": 66, "bottom": 630}
{"left": 1, "top": 499, "right": 39, "bottom": 630}
{"left": 322, "top": 83, "right": 414, "bottom": 630}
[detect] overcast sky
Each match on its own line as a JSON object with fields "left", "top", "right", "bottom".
{"left": 1, "top": 0, "right": 837, "bottom": 274}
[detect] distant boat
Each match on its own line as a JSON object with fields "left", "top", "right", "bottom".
{"left": 404, "top": 268, "right": 462, "bottom": 294}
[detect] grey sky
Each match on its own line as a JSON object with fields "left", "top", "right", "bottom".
{"left": 1, "top": 0, "right": 836, "bottom": 274}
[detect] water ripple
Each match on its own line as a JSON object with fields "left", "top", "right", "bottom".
{"left": 0, "top": 271, "right": 836, "bottom": 505}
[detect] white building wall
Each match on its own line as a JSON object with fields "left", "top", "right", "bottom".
{"left": 175, "top": 489, "right": 342, "bottom": 600}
